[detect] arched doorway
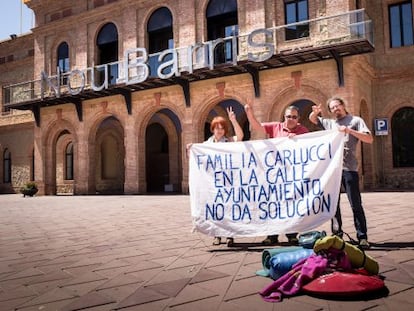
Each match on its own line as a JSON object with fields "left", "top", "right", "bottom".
{"left": 146, "top": 123, "right": 169, "bottom": 192}
{"left": 145, "top": 109, "right": 182, "bottom": 193}
{"left": 95, "top": 117, "right": 125, "bottom": 194}
{"left": 392, "top": 107, "right": 414, "bottom": 168}
{"left": 288, "top": 99, "right": 320, "bottom": 132}
{"left": 204, "top": 99, "right": 248, "bottom": 141}
{"left": 55, "top": 130, "right": 74, "bottom": 194}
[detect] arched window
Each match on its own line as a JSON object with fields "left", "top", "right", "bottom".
{"left": 147, "top": 7, "right": 173, "bottom": 77}
{"left": 97, "top": 23, "right": 119, "bottom": 85}
{"left": 206, "top": 0, "right": 238, "bottom": 65}
{"left": 57, "top": 42, "right": 69, "bottom": 74}
{"left": 285, "top": 0, "right": 309, "bottom": 40}
{"left": 392, "top": 107, "right": 414, "bottom": 167}
{"left": 3, "top": 149, "right": 11, "bottom": 183}
{"left": 65, "top": 142, "right": 74, "bottom": 180}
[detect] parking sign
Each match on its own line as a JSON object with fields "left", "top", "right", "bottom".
{"left": 374, "top": 118, "right": 388, "bottom": 136}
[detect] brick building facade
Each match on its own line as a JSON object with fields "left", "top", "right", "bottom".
{"left": 1, "top": 0, "right": 413, "bottom": 195}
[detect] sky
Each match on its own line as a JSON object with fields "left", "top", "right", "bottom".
{"left": 0, "top": 0, "right": 34, "bottom": 41}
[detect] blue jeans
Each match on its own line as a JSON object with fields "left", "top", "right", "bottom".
{"left": 331, "top": 170, "right": 368, "bottom": 240}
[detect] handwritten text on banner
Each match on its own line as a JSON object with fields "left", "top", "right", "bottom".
{"left": 189, "top": 130, "right": 345, "bottom": 237}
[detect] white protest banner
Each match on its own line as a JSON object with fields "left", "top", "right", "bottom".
{"left": 189, "top": 130, "right": 344, "bottom": 237}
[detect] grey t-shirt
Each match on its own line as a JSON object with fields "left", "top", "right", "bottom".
{"left": 318, "top": 114, "right": 371, "bottom": 171}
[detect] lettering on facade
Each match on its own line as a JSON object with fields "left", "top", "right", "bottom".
{"left": 41, "top": 28, "right": 278, "bottom": 98}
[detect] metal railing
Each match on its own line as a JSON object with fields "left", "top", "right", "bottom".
{"left": 2, "top": 9, "right": 373, "bottom": 107}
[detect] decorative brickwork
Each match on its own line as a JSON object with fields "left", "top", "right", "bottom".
{"left": 0, "top": 1, "right": 413, "bottom": 194}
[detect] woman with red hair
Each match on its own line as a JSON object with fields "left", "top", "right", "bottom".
{"left": 205, "top": 107, "right": 244, "bottom": 246}
{"left": 206, "top": 107, "right": 243, "bottom": 143}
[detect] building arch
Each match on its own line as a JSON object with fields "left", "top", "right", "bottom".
{"left": 206, "top": 0, "right": 239, "bottom": 65}
{"left": 49, "top": 36, "right": 73, "bottom": 76}
{"left": 65, "top": 142, "right": 74, "bottom": 181}
{"left": 201, "top": 98, "right": 248, "bottom": 141}
{"left": 88, "top": 106, "right": 128, "bottom": 137}
{"left": 287, "top": 99, "right": 320, "bottom": 132}
{"left": 57, "top": 42, "right": 69, "bottom": 73}
{"left": 93, "top": 116, "right": 125, "bottom": 194}
{"left": 143, "top": 4, "right": 176, "bottom": 34}
{"left": 373, "top": 100, "right": 414, "bottom": 189}
{"left": 55, "top": 130, "right": 75, "bottom": 194}
{"left": 268, "top": 85, "right": 328, "bottom": 130}
{"left": 194, "top": 93, "right": 248, "bottom": 142}
{"left": 39, "top": 119, "right": 78, "bottom": 195}
{"left": 376, "top": 99, "right": 414, "bottom": 166}
{"left": 146, "top": 7, "right": 174, "bottom": 78}
{"left": 392, "top": 106, "right": 414, "bottom": 168}
{"left": 96, "top": 22, "right": 119, "bottom": 85}
{"left": 143, "top": 108, "right": 182, "bottom": 193}
{"left": 134, "top": 99, "right": 185, "bottom": 141}
{"left": 42, "top": 118, "right": 78, "bottom": 195}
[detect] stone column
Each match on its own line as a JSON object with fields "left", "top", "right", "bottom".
{"left": 73, "top": 122, "right": 91, "bottom": 194}
{"left": 123, "top": 116, "right": 139, "bottom": 194}
{"left": 33, "top": 125, "right": 45, "bottom": 195}
{"left": 181, "top": 108, "right": 197, "bottom": 194}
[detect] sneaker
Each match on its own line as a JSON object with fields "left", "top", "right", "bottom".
{"left": 359, "top": 239, "right": 370, "bottom": 249}
{"left": 213, "top": 237, "right": 221, "bottom": 245}
{"left": 262, "top": 235, "right": 279, "bottom": 245}
{"left": 226, "top": 238, "right": 234, "bottom": 246}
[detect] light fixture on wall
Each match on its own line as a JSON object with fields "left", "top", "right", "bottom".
{"left": 10, "top": 34, "right": 17, "bottom": 40}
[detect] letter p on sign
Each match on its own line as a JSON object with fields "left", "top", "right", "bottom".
{"left": 375, "top": 118, "right": 388, "bottom": 136}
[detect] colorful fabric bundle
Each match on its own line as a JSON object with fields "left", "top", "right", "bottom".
{"left": 302, "top": 271, "right": 385, "bottom": 297}
{"left": 313, "top": 236, "right": 379, "bottom": 275}
{"left": 259, "top": 240, "right": 384, "bottom": 303}
{"left": 268, "top": 248, "right": 314, "bottom": 280}
{"left": 259, "top": 254, "right": 331, "bottom": 302}
{"left": 256, "top": 246, "right": 303, "bottom": 277}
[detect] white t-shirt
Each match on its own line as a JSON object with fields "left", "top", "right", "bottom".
{"left": 318, "top": 114, "right": 371, "bottom": 171}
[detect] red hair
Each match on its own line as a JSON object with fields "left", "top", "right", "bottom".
{"left": 210, "top": 116, "right": 229, "bottom": 135}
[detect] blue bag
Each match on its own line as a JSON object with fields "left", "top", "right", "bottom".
{"left": 256, "top": 246, "right": 303, "bottom": 277}
{"left": 269, "top": 248, "right": 314, "bottom": 280}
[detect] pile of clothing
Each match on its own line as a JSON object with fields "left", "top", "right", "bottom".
{"left": 256, "top": 233, "right": 386, "bottom": 302}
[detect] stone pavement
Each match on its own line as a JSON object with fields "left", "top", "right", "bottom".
{"left": 0, "top": 192, "right": 413, "bottom": 311}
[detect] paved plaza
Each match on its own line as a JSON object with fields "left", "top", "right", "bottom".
{"left": 0, "top": 192, "right": 413, "bottom": 310}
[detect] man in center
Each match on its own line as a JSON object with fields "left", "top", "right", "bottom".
{"left": 244, "top": 104, "right": 309, "bottom": 245}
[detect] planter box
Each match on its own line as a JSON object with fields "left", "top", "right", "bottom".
{"left": 21, "top": 188, "right": 38, "bottom": 197}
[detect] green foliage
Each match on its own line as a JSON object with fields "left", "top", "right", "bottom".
{"left": 20, "top": 182, "right": 38, "bottom": 197}
{"left": 23, "top": 182, "right": 38, "bottom": 190}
